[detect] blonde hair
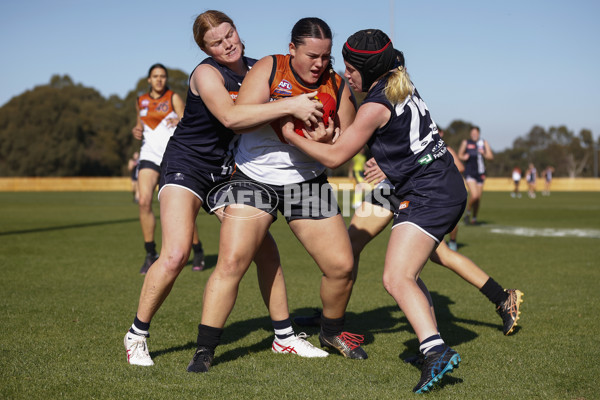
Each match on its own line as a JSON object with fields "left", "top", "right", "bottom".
{"left": 384, "top": 66, "right": 414, "bottom": 105}
{"left": 193, "top": 10, "right": 237, "bottom": 52}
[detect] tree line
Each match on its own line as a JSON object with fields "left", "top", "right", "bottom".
{"left": 0, "top": 73, "right": 598, "bottom": 178}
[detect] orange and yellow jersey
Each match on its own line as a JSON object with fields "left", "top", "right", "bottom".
{"left": 137, "top": 89, "right": 178, "bottom": 166}
{"left": 235, "top": 54, "right": 345, "bottom": 185}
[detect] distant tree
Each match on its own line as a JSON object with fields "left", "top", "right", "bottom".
{"left": 1, "top": 72, "right": 595, "bottom": 178}
{"left": 488, "top": 125, "right": 596, "bottom": 178}
{"left": 0, "top": 75, "right": 128, "bottom": 176}
{"left": 444, "top": 120, "right": 473, "bottom": 151}
{"left": 0, "top": 69, "right": 189, "bottom": 177}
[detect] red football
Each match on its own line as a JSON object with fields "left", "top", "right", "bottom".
{"left": 294, "top": 92, "right": 337, "bottom": 136}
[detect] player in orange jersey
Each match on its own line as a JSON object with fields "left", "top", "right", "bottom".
{"left": 132, "top": 63, "right": 206, "bottom": 274}
{"left": 190, "top": 18, "right": 368, "bottom": 369}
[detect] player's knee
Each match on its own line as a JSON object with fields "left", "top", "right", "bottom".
{"left": 323, "top": 255, "right": 354, "bottom": 280}
{"left": 138, "top": 196, "right": 153, "bottom": 211}
{"left": 216, "top": 252, "right": 250, "bottom": 278}
{"left": 159, "top": 248, "right": 189, "bottom": 274}
{"left": 382, "top": 271, "right": 407, "bottom": 296}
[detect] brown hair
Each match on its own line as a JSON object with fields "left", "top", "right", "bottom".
{"left": 193, "top": 10, "right": 237, "bottom": 52}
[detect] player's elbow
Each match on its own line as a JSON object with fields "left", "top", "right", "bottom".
{"left": 220, "top": 116, "right": 236, "bottom": 130}
{"left": 322, "top": 156, "right": 344, "bottom": 169}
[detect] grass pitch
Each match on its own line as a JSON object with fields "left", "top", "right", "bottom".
{"left": 0, "top": 191, "right": 598, "bottom": 399}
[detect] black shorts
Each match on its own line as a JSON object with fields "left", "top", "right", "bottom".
{"left": 365, "top": 181, "right": 465, "bottom": 243}
{"left": 159, "top": 159, "right": 230, "bottom": 214}
{"left": 464, "top": 174, "right": 485, "bottom": 184}
{"left": 212, "top": 168, "right": 340, "bottom": 223}
{"left": 139, "top": 160, "right": 161, "bottom": 173}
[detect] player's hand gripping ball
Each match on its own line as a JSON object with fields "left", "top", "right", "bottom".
{"left": 294, "top": 92, "right": 336, "bottom": 136}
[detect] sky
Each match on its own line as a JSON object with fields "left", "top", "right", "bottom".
{"left": 1, "top": 0, "right": 599, "bottom": 150}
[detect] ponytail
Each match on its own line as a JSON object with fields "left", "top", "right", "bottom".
{"left": 384, "top": 66, "right": 413, "bottom": 104}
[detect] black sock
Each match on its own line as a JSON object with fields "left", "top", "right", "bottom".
{"left": 419, "top": 334, "right": 445, "bottom": 356}
{"left": 272, "top": 318, "right": 294, "bottom": 340}
{"left": 192, "top": 242, "right": 203, "bottom": 254}
{"left": 480, "top": 278, "right": 509, "bottom": 307}
{"left": 320, "top": 315, "right": 345, "bottom": 337}
{"left": 196, "top": 324, "right": 223, "bottom": 352}
{"left": 144, "top": 241, "right": 157, "bottom": 255}
{"left": 129, "top": 315, "right": 151, "bottom": 337}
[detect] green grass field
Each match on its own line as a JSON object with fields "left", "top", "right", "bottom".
{"left": 1, "top": 191, "right": 599, "bottom": 399}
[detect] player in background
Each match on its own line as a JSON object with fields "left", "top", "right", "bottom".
{"left": 124, "top": 11, "right": 326, "bottom": 369}
{"left": 526, "top": 162, "right": 537, "bottom": 198}
{"left": 511, "top": 166, "right": 522, "bottom": 198}
{"left": 187, "top": 17, "right": 368, "bottom": 374}
{"left": 542, "top": 165, "right": 554, "bottom": 196}
{"left": 349, "top": 147, "right": 369, "bottom": 209}
{"left": 132, "top": 63, "right": 205, "bottom": 274}
{"left": 127, "top": 151, "right": 140, "bottom": 204}
{"left": 458, "top": 126, "right": 494, "bottom": 225}
{"left": 438, "top": 129, "right": 464, "bottom": 251}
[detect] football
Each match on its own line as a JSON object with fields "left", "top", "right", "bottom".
{"left": 294, "top": 92, "right": 336, "bottom": 136}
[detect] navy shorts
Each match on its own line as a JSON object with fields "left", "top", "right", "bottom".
{"left": 464, "top": 173, "right": 485, "bottom": 184}
{"left": 214, "top": 168, "right": 340, "bottom": 223}
{"left": 365, "top": 181, "right": 465, "bottom": 243}
{"left": 364, "top": 181, "right": 396, "bottom": 211}
{"left": 139, "top": 160, "right": 161, "bottom": 173}
{"left": 158, "top": 159, "right": 230, "bottom": 214}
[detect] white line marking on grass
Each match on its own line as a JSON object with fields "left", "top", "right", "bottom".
{"left": 489, "top": 226, "right": 600, "bottom": 239}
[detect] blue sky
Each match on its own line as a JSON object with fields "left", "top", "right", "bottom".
{"left": 1, "top": 0, "right": 598, "bottom": 150}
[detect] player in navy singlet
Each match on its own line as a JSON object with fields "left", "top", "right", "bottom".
{"left": 542, "top": 165, "right": 554, "bottom": 196}
{"left": 194, "top": 17, "right": 368, "bottom": 363}
{"left": 458, "top": 126, "right": 494, "bottom": 224}
{"left": 295, "top": 157, "right": 523, "bottom": 339}
{"left": 283, "top": 29, "right": 470, "bottom": 393}
{"left": 124, "top": 10, "right": 326, "bottom": 369}
{"left": 526, "top": 162, "right": 537, "bottom": 198}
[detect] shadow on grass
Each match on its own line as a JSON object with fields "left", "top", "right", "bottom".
{"left": 398, "top": 291, "right": 503, "bottom": 361}
{"left": 288, "top": 291, "right": 503, "bottom": 355}
{"left": 150, "top": 313, "right": 279, "bottom": 366}
{"left": 151, "top": 341, "right": 197, "bottom": 360}
{"left": 0, "top": 218, "right": 139, "bottom": 236}
{"left": 150, "top": 290, "right": 505, "bottom": 367}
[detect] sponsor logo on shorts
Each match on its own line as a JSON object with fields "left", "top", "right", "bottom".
{"left": 399, "top": 201, "right": 410, "bottom": 210}
{"left": 174, "top": 173, "right": 184, "bottom": 181}
{"left": 206, "top": 180, "right": 396, "bottom": 220}
{"left": 206, "top": 180, "right": 279, "bottom": 220}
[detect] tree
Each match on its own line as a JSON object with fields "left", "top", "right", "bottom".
{"left": 0, "top": 69, "right": 189, "bottom": 177}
